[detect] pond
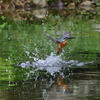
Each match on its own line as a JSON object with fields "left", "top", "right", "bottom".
{"left": 0, "top": 4, "right": 100, "bottom": 100}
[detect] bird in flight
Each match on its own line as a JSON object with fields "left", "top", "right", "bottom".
{"left": 44, "top": 32, "right": 75, "bottom": 54}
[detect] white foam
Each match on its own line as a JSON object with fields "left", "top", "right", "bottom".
{"left": 19, "top": 53, "right": 93, "bottom": 75}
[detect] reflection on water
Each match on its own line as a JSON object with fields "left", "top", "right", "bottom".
{"left": 43, "top": 71, "right": 100, "bottom": 100}
{"left": 56, "top": 75, "right": 68, "bottom": 92}
{"left": 0, "top": 70, "right": 100, "bottom": 100}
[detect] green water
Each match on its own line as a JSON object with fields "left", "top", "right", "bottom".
{"left": 0, "top": 8, "right": 100, "bottom": 100}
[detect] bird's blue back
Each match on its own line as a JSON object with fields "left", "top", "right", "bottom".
{"left": 58, "top": 32, "right": 70, "bottom": 42}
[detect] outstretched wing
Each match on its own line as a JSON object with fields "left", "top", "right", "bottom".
{"left": 44, "top": 33, "right": 60, "bottom": 44}
{"left": 58, "top": 32, "right": 70, "bottom": 42}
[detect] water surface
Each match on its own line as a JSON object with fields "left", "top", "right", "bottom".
{"left": 0, "top": 5, "right": 100, "bottom": 100}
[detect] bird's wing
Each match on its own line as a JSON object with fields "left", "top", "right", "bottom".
{"left": 44, "top": 33, "right": 60, "bottom": 44}
{"left": 58, "top": 32, "right": 70, "bottom": 42}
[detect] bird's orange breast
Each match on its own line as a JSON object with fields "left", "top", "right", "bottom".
{"left": 57, "top": 41, "right": 67, "bottom": 54}
{"left": 62, "top": 41, "right": 67, "bottom": 47}
{"left": 58, "top": 41, "right": 67, "bottom": 48}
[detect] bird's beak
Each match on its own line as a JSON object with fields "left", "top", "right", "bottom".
{"left": 68, "top": 37, "right": 75, "bottom": 39}
{"left": 64, "top": 37, "right": 75, "bottom": 39}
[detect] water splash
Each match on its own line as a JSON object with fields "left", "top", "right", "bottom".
{"left": 19, "top": 53, "right": 93, "bottom": 75}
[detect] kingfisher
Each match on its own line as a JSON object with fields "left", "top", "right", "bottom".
{"left": 44, "top": 32, "right": 75, "bottom": 54}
